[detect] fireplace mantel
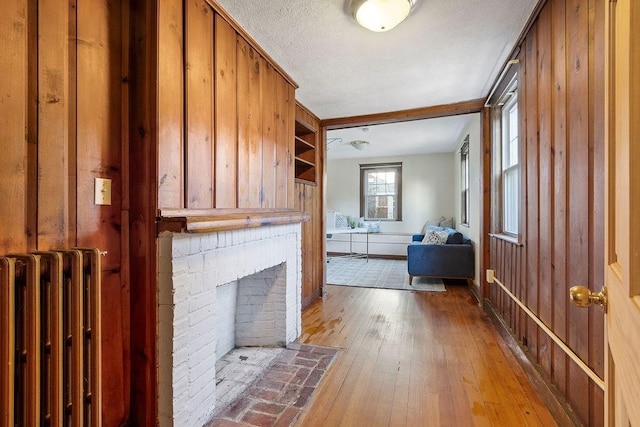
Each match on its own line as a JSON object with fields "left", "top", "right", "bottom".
{"left": 157, "top": 208, "right": 310, "bottom": 234}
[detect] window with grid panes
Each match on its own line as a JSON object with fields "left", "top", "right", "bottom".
{"left": 501, "top": 89, "right": 519, "bottom": 235}
{"left": 360, "top": 163, "right": 402, "bottom": 221}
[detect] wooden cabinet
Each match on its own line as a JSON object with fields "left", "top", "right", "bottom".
{"left": 326, "top": 233, "right": 413, "bottom": 257}
{"left": 294, "top": 118, "right": 317, "bottom": 184}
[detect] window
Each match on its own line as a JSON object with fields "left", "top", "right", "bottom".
{"left": 460, "top": 136, "right": 470, "bottom": 225}
{"left": 488, "top": 59, "right": 520, "bottom": 237}
{"left": 360, "top": 163, "right": 402, "bottom": 221}
{"left": 501, "top": 87, "right": 519, "bottom": 235}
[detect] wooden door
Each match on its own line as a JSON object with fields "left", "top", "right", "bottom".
{"left": 603, "top": 0, "right": 640, "bottom": 423}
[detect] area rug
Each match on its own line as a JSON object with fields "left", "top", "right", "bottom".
{"left": 327, "top": 257, "right": 446, "bottom": 292}
{"left": 207, "top": 343, "right": 339, "bottom": 427}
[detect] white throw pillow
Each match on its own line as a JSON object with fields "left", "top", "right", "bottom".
{"left": 439, "top": 217, "right": 454, "bottom": 228}
{"left": 421, "top": 216, "right": 445, "bottom": 233}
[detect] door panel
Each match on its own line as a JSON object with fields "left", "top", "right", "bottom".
{"left": 604, "top": 0, "right": 640, "bottom": 424}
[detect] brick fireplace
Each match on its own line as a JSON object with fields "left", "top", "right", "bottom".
{"left": 156, "top": 217, "right": 304, "bottom": 426}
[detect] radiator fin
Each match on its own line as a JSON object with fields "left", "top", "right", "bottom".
{"left": 0, "top": 248, "right": 103, "bottom": 427}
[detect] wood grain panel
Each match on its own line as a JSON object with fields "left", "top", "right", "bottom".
{"left": 294, "top": 103, "right": 323, "bottom": 308}
{"left": 480, "top": 108, "right": 492, "bottom": 301}
{"left": 237, "top": 38, "right": 263, "bottom": 208}
{"left": 68, "top": 0, "right": 78, "bottom": 247}
{"left": 309, "top": 184, "right": 319, "bottom": 303}
{"left": 551, "top": 0, "right": 569, "bottom": 397}
{"left": 214, "top": 14, "right": 238, "bottom": 208}
{"left": 0, "top": 0, "right": 29, "bottom": 253}
{"left": 37, "top": 0, "right": 70, "bottom": 249}
{"left": 296, "top": 183, "right": 310, "bottom": 301}
{"left": 129, "top": 0, "right": 158, "bottom": 422}
{"left": 488, "top": 0, "right": 606, "bottom": 424}
{"left": 158, "top": 0, "right": 184, "bottom": 209}
{"left": 100, "top": 270, "right": 127, "bottom": 426}
{"left": 275, "top": 73, "right": 291, "bottom": 208}
{"left": 588, "top": 0, "right": 606, "bottom": 422}
{"left": 536, "top": 3, "right": 553, "bottom": 378}
{"left": 201, "top": 0, "right": 297, "bottom": 89}
{"left": 26, "top": 0, "right": 37, "bottom": 253}
{"left": 286, "top": 85, "right": 296, "bottom": 209}
{"left": 75, "top": 1, "right": 128, "bottom": 424}
{"left": 505, "top": 239, "right": 513, "bottom": 325}
{"left": 185, "top": 0, "right": 214, "bottom": 208}
{"left": 566, "top": 0, "right": 591, "bottom": 419}
{"left": 524, "top": 25, "right": 540, "bottom": 360}
{"left": 76, "top": 0, "right": 123, "bottom": 269}
{"left": 261, "top": 62, "right": 277, "bottom": 208}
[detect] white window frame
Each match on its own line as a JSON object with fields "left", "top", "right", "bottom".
{"left": 460, "top": 136, "right": 470, "bottom": 226}
{"left": 360, "top": 163, "right": 402, "bottom": 221}
{"left": 500, "top": 87, "right": 519, "bottom": 236}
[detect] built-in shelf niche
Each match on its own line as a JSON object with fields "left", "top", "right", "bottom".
{"left": 294, "top": 118, "right": 317, "bottom": 184}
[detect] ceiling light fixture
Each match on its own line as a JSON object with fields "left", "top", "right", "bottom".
{"left": 350, "top": 0, "right": 417, "bottom": 32}
{"left": 350, "top": 140, "right": 370, "bottom": 150}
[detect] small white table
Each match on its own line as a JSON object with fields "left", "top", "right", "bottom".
{"left": 326, "top": 227, "right": 369, "bottom": 261}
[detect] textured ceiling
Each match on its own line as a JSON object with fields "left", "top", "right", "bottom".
{"left": 215, "top": 0, "right": 538, "bottom": 120}
{"left": 215, "top": 0, "right": 537, "bottom": 157}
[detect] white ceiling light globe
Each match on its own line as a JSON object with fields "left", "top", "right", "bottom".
{"left": 353, "top": 0, "right": 413, "bottom": 32}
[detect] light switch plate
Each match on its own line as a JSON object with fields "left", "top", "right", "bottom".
{"left": 94, "top": 178, "right": 112, "bottom": 205}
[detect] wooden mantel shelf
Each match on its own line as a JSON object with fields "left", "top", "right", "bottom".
{"left": 157, "top": 208, "right": 310, "bottom": 234}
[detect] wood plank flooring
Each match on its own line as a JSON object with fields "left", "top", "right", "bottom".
{"left": 296, "top": 285, "right": 558, "bottom": 426}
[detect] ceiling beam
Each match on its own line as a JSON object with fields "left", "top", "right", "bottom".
{"left": 320, "top": 98, "right": 486, "bottom": 130}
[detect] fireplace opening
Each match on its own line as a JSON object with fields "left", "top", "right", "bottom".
{"left": 214, "top": 263, "right": 288, "bottom": 410}
{"left": 216, "top": 263, "right": 288, "bottom": 357}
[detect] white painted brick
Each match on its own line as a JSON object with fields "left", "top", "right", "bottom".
{"left": 157, "top": 225, "right": 302, "bottom": 426}
{"left": 189, "top": 235, "right": 202, "bottom": 256}
{"left": 189, "top": 354, "right": 216, "bottom": 384}
{"left": 188, "top": 288, "right": 214, "bottom": 311}
{"left": 172, "top": 374, "right": 190, "bottom": 399}
{"left": 189, "top": 306, "right": 214, "bottom": 330}
{"left": 172, "top": 236, "right": 191, "bottom": 258}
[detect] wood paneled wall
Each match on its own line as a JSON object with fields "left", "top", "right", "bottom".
{"left": 157, "top": 0, "right": 296, "bottom": 210}
{"left": 294, "top": 104, "right": 325, "bottom": 308}
{"left": 0, "top": 0, "right": 130, "bottom": 425}
{"left": 130, "top": 0, "right": 316, "bottom": 422}
{"left": 488, "top": 0, "right": 605, "bottom": 424}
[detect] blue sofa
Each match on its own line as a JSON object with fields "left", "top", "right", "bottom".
{"left": 407, "top": 227, "right": 474, "bottom": 284}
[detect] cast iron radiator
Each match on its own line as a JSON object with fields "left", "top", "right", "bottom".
{"left": 0, "top": 248, "right": 103, "bottom": 426}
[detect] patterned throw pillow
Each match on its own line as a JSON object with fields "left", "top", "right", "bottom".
{"left": 335, "top": 213, "right": 349, "bottom": 228}
{"left": 421, "top": 229, "right": 449, "bottom": 245}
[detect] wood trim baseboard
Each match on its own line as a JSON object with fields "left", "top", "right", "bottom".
{"left": 484, "top": 300, "right": 582, "bottom": 427}
{"left": 468, "top": 280, "right": 482, "bottom": 304}
{"left": 302, "top": 287, "right": 322, "bottom": 309}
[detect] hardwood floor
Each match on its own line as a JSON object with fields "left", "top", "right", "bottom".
{"left": 296, "top": 285, "right": 558, "bottom": 426}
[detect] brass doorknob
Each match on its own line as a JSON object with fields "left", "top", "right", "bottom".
{"left": 569, "top": 285, "right": 607, "bottom": 312}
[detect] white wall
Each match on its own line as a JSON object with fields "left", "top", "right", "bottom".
{"left": 454, "top": 113, "right": 482, "bottom": 286}
{"left": 327, "top": 153, "right": 455, "bottom": 234}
